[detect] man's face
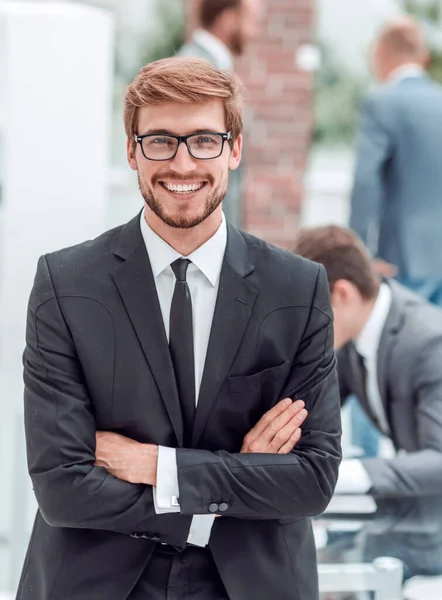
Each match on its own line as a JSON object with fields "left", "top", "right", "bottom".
{"left": 127, "top": 99, "right": 241, "bottom": 229}
{"left": 229, "top": 0, "right": 263, "bottom": 55}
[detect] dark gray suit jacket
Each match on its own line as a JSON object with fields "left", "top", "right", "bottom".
{"left": 350, "top": 74, "right": 442, "bottom": 280}
{"left": 338, "top": 280, "right": 442, "bottom": 497}
{"left": 17, "top": 215, "right": 341, "bottom": 600}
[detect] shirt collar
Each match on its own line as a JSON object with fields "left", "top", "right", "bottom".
{"left": 388, "top": 63, "right": 425, "bottom": 84}
{"left": 192, "top": 29, "right": 234, "bottom": 71}
{"left": 355, "top": 282, "right": 392, "bottom": 360}
{"left": 139, "top": 211, "right": 227, "bottom": 287}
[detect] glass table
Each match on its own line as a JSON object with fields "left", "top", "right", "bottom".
{"left": 315, "top": 493, "right": 442, "bottom": 599}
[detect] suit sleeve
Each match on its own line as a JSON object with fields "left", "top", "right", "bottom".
{"left": 350, "top": 96, "right": 393, "bottom": 254}
{"left": 23, "top": 256, "right": 191, "bottom": 547}
{"left": 175, "top": 265, "right": 342, "bottom": 520}
{"left": 362, "top": 338, "right": 442, "bottom": 497}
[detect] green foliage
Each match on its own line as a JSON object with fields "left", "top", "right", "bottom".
{"left": 140, "top": 0, "right": 185, "bottom": 66}
{"left": 313, "top": 43, "right": 368, "bottom": 146}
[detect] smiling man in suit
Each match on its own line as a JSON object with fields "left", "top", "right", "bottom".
{"left": 294, "top": 225, "right": 442, "bottom": 499}
{"left": 17, "top": 58, "right": 341, "bottom": 600}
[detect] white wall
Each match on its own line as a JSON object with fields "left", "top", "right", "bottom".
{"left": 0, "top": 2, "right": 114, "bottom": 591}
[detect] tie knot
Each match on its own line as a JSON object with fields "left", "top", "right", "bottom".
{"left": 171, "top": 258, "right": 191, "bottom": 282}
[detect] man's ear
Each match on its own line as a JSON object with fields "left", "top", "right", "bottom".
{"left": 127, "top": 138, "right": 138, "bottom": 171}
{"left": 229, "top": 134, "right": 243, "bottom": 171}
{"left": 331, "top": 279, "right": 351, "bottom": 306}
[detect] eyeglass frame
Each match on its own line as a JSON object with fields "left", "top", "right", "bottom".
{"left": 134, "top": 130, "right": 233, "bottom": 161}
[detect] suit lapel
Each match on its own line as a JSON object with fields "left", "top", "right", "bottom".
{"left": 192, "top": 225, "right": 258, "bottom": 446}
{"left": 377, "top": 283, "right": 404, "bottom": 423}
{"left": 111, "top": 214, "right": 183, "bottom": 446}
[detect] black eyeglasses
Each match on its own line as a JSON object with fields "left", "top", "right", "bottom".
{"left": 135, "top": 131, "right": 232, "bottom": 161}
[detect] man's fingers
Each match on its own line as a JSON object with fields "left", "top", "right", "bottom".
{"left": 245, "top": 397, "right": 293, "bottom": 441}
{"left": 262, "top": 401, "right": 306, "bottom": 443}
{"left": 278, "top": 427, "right": 302, "bottom": 454}
{"left": 269, "top": 411, "right": 305, "bottom": 451}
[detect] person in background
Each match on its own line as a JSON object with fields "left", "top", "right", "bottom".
{"left": 177, "top": 0, "right": 263, "bottom": 227}
{"left": 293, "top": 225, "right": 442, "bottom": 499}
{"left": 350, "top": 16, "right": 442, "bottom": 306}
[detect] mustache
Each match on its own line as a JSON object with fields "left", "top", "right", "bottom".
{"left": 152, "top": 171, "right": 214, "bottom": 186}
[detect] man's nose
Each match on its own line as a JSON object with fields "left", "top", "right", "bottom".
{"left": 169, "top": 141, "right": 197, "bottom": 172}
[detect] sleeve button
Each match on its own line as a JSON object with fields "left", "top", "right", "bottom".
{"left": 208, "top": 503, "right": 219, "bottom": 513}
{"left": 218, "top": 502, "right": 229, "bottom": 512}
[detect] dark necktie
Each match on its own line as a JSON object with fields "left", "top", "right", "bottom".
{"left": 169, "top": 259, "right": 195, "bottom": 446}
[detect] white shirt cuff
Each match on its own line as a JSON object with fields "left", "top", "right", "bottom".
{"left": 153, "top": 446, "right": 180, "bottom": 514}
{"left": 335, "top": 459, "right": 372, "bottom": 494}
{"left": 187, "top": 515, "right": 216, "bottom": 547}
{"left": 153, "top": 446, "right": 216, "bottom": 545}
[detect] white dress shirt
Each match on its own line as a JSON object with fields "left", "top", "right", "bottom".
{"left": 388, "top": 63, "right": 425, "bottom": 84}
{"left": 192, "top": 28, "right": 234, "bottom": 71}
{"left": 335, "top": 283, "right": 393, "bottom": 494}
{"left": 139, "top": 211, "right": 227, "bottom": 546}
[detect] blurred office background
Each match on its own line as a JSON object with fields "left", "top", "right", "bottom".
{"left": 1, "top": 0, "right": 442, "bottom": 598}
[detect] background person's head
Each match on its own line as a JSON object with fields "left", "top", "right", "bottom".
{"left": 371, "top": 15, "right": 430, "bottom": 83}
{"left": 124, "top": 57, "right": 243, "bottom": 230}
{"left": 199, "top": 0, "right": 263, "bottom": 56}
{"left": 293, "top": 226, "right": 380, "bottom": 349}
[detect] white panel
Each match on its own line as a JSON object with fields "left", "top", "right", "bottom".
{"left": 0, "top": 2, "right": 114, "bottom": 591}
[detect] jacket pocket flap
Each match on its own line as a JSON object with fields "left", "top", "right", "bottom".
{"left": 227, "top": 360, "right": 290, "bottom": 394}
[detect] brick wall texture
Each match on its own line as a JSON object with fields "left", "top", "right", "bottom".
{"left": 186, "top": 0, "right": 315, "bottom": 249}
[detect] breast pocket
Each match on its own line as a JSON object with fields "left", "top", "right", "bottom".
{"left": 227, "top": 360, "right": 291, "bottom": 406}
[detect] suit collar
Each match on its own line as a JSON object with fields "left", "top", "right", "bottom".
{"left": 112, "top": 213, "right": 256, "bottom": 447}
{"left": 139, "top": 210, "right": 227, "bottom": 287}
{"left": 376, "top": 279, "right": 409, "bottom": 416}
{"left": 112, "top": 213, "right": 184, "bottom": 445}
{"left": 191, "top": 224, "right": 257, "bottom": 445}
{"left": 113, "top": 212, "right": 254, "bottom": 278}
{"left": 192, "top": 29, "right": 233, "bottom": 70}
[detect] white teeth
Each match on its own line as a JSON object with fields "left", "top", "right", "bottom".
{"left": 163, "top": 183, "right": 203, "bottom": 193}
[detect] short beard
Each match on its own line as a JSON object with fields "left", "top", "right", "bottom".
{"left": 138, "top": 174, "right": 228, "bottom": 230}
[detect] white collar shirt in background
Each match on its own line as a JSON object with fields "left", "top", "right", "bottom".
{"left": 139, "top": 211, "right": 227, "bottom": 547}
{"left": 388, "top": 63, "right": 425, "bottom": 84}
{"left": 192, "top": 28, "right": 234, "bottom": 71}
{"left": 355, "top": 282, "right": 392, "bottom": 436}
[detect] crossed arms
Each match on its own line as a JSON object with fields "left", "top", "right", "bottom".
{"left": 23, "top": 256, "right": 341, "bottom": 544}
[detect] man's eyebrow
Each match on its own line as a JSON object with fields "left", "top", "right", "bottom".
{"left": 138, "top": 128, "right": 223, "bottom": 136}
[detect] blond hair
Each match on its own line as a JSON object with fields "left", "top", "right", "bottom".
{"left": 124, "top": 57, "right": 244, "bottom": 146}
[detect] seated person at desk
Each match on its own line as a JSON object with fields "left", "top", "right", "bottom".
{"left": 293, "top": 225, "right": 442, "bottom": 498}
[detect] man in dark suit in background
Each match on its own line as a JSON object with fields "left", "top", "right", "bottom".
{"left": 178, "top": 0, "right": 263, "bottom": 228}
{"left": 350, "top": 16, "right": 442, "bottom": 305}
{"left": 17, "top": 58, "right": 341, "bottom": 600}
{"left": 294, "top": 225, "right": 442, "bottom": 499}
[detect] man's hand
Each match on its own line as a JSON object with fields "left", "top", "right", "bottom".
{"left": 241, "top": 398, "right": 307, "bottom": 454}
{"left": 95, "top": 431, "right": 158, "bottom": 486}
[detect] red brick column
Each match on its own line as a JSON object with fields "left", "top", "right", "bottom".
{"left": 186, "top": 0, "right": 315, "bottom": 249}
